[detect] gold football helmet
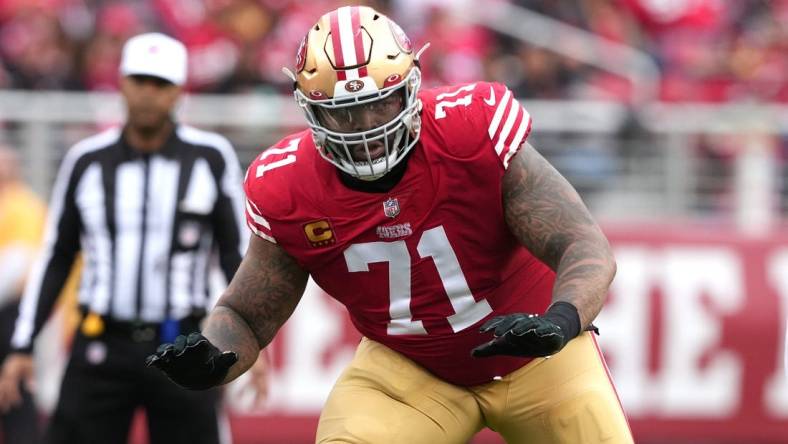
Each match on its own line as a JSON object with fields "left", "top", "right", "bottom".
{"left": 287, "top": 6, "right": 424, "bottom": 180}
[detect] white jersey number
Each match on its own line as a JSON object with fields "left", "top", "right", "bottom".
{"left": 343, "top": 225, "right": 492, "bottom": 335}
{"left": 434, "top": 84, "right": 476, "bottom": 119}
{"left": 255, "top": 137, "right": 300, "bottom": 178}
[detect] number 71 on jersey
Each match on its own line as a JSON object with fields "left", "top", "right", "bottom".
{"left": 344, "top": 225, "right": 492, "bottom": 335}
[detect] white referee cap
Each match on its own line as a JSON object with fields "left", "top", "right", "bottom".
{"left": 120, "top": 33, "right": 188, "bottom": 86}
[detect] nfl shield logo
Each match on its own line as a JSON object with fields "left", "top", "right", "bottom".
{"left": 383, "top": 197, "right": 400, "bottom": 218}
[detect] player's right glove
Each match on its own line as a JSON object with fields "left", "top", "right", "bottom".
{"left": 145, "top": 332, "right": 237, "bottom": 390}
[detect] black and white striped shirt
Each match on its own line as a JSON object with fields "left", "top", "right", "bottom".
{"left": 11, "top": 125, "right": 247, "bottom": 352}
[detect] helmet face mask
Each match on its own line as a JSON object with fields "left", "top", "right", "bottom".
{"left": 313, "top": 89, "right": 404, "bottom": 135}
{"left": 296, "top": 68, "right": 421, "bottom": 180}
{"left": 292, "top": 6, "right": 423, "bottom": 180}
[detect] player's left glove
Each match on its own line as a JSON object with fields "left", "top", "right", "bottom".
{"left": 471, "top": 302, "right": 582, "bottom": 358}
{"left": 145, "top": 332, "right": 237, "bottom": 390}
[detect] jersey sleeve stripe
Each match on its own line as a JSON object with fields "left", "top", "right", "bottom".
{"left": 502, "top": 109, "right": 533, "bottom": 169}
{"left": 487, "top": 89, "right": 512, "bottom": 139}
{"left": 246, "top": 220, "right": 277, "bottom": 244}
{"left": 245, "top": 199, "right": 271, "bottom": 229}
{"left": 246, "top": 197, "right": 264, "bottom": 217}
{"left": 493, "top": 99, "right": 521, "bottom": 156}
{"left": 245, "top": 198, "right": 276, "bottom": 243}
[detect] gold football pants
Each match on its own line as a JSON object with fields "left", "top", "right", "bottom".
{"left": 316, "top": 331, "right": 633, "bottom": 444}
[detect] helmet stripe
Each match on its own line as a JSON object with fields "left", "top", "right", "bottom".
{"left": 337, "top": 6, "right": 360, "bottom": 80}
{"left": 350, "top": 7, "right": 368, "bottom": 78}
{"left": 329, "top": 10, "right": 347, "bottom": 80}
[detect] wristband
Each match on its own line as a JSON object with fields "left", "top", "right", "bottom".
{"left": 543, "top": 301, "right": 581, "bottom": 342}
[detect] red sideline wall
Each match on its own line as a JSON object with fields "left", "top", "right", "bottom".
{"left": 133, "top": 225, "right": 788, "bottom": 443}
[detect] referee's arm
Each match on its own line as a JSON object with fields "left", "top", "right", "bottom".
{"left": 212, "top": 140, "right": 247, "bottom": 282}
{"left": 10, "top": 150, "right": 82, "bottom": 354}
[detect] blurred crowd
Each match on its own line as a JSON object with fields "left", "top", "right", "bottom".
{"left": 0, "top": 0, "right": 786, "bottom": 102}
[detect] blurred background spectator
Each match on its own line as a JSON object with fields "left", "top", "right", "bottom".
{"left": 0, "top": 0, "right": 784, "bottom": 101}
{"left": 0, "top": 0, "right": 784, "bottom": 219}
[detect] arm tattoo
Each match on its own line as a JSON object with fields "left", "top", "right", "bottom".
{"left": 502, "top": 143, "right": 616, "bottom": 327}
{"left": 203, "top": 235, "right": 308, "bottom": 382}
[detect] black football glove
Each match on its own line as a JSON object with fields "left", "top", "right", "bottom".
{"left": 471, "top": 302, "right": 582, "bottom": 358}
{"left": 145, "top": 332, "right": 238, "bottom": 390}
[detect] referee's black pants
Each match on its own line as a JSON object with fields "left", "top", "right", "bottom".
{"left": 44, "top": 320, "right": 222, "bottom": 444}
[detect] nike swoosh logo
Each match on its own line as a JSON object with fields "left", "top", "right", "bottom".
{"left": 484, "top": 86, "right": 496, "bottom": 106}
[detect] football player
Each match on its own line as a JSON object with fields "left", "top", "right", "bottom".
{"left": 147, "top": 6, "right": 633, "bottom": 443}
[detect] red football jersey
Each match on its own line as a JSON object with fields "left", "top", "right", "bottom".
{"left": 244, "top": 81, "right": 555, "bottom": 386}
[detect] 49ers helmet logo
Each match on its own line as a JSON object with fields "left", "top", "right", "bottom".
{"left": 344, "top": 79, "right": 365, "bottom": 93}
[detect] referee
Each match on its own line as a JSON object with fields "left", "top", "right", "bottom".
{"left": 0, "top": 33, "right": 247, "bottom": 444}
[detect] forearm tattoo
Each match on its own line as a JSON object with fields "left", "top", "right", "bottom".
{"left": 502, "top": 144, "right": 616, "bottom": 327}
{"left": 203, "top": 236, "right": 308, "bottom": 381}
